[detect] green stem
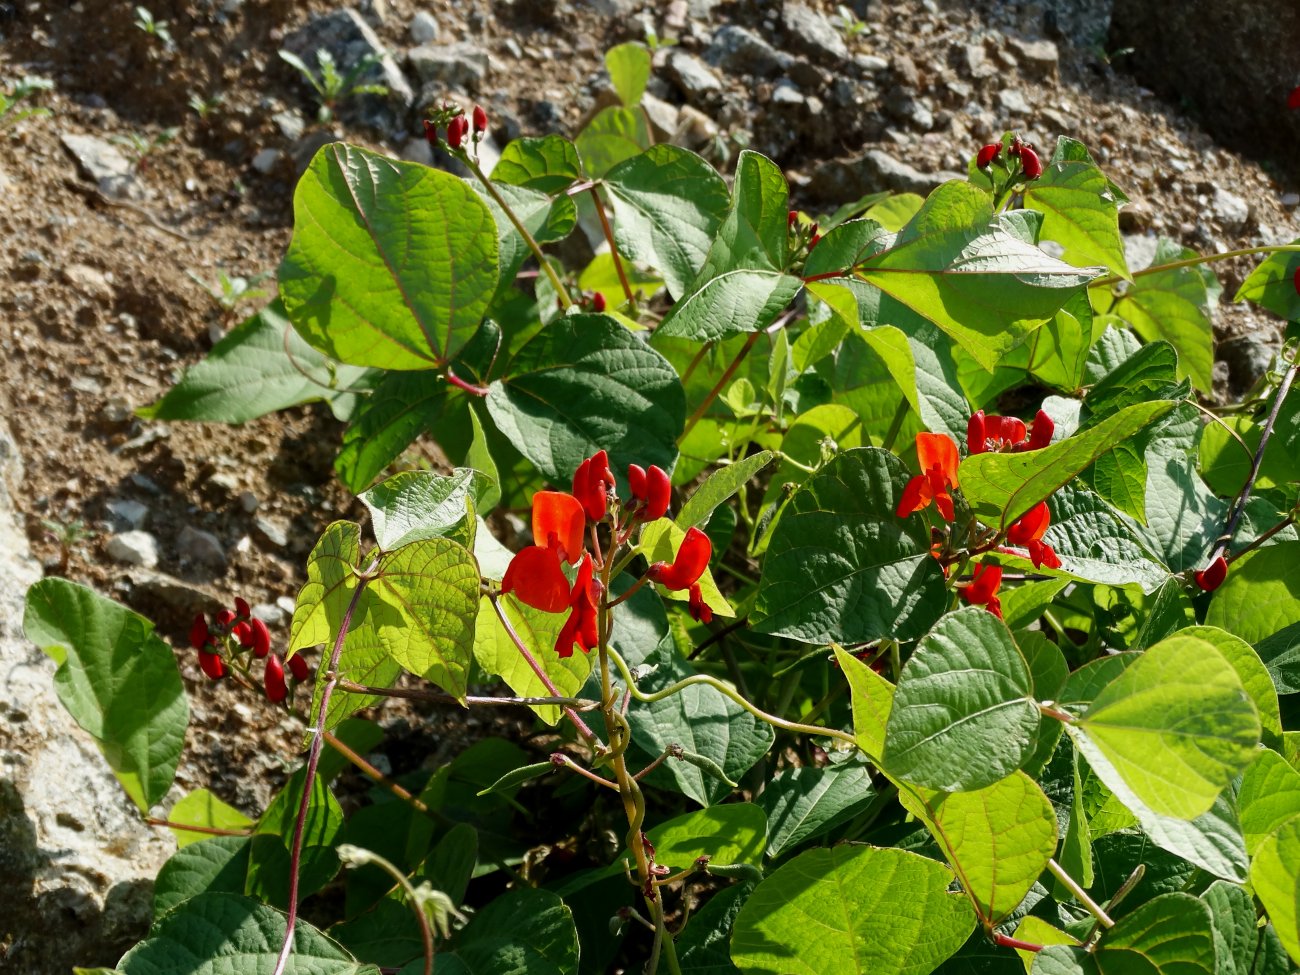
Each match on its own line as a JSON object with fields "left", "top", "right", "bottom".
{"left": 881, "top": 396, "right": 909, "bottom": 451}
{"left": 464, "top": 155, "right": 573, "bottom": 307}
{"left": 607, "top": 646, "right": 857, "bottom": 747}
{"left": 336, "top": 845, "right": 435, "bottom": 975}
{"left": 1091, "top": 243, "right": 1300, "bottom": 289}
{"left": 679, "top": 329, "right": 762, "bottom": 442}
{"left": 1048, "top": 858, "right": 1114, "bottom": 929}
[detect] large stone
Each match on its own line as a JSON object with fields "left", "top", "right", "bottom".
{"left": 59, "top": 133, "right": 144, "bottom": 201}
{"left": 663, "top": 50, "right": 724, "bottom": 104}
{"left": 280, "top": 8, "right": 414, "bottom": 134}
{"left": 781, "top": 2, "right": 849, "bottom": 64}
{"left": 0, "top": 417, "right": 174, "bottom": 974}
{"left": 408, "top": 41, "right": 490, "bottom": 92}
{"left": 1109, "top": 0, "right": 1300, "bottom": 179}
{"left": 810, "top": 149, "right": 965, "bottom": 199}
{"left": 704, "top": 24, "right": 794, "bottom": 78}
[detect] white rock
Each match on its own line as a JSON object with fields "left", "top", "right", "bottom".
{"left": 408, "top": 10, "right": 439, "bottom": 43}
{"left": 106, "top": 530, "right": 160, "bottom": 568}
{"left": 179, "top": 525, "right": 226, "bottom": 570}
{"left": 251, "top": 148, "right": 281, "bottom": 174}
{"left": 106, "top": 499, "right": 150, "bottom": 531}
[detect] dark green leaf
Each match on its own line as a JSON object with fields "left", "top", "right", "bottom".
{"left": 492, "top": 135, "right": 582, "bottom": 193}
{"left": 758, "top": 761, "right": 877, "bottom": 858}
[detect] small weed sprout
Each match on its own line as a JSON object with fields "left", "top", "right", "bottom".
{"left": 1, "top": 76, "right": 54, "bottom": 130}
{"left": 188, "top": 91, "right": 225, "bottom": 122}
{"left": 111, "top": 126, "right": 181, "bottom": 175}
{"left": 278, "top": 48, "right": 389, "bottom": 123}
{"left": 188, "top": 268, "right": 272, "bottom": 327}
{"left": 41, "top": 517, "right": 94, "bottom": 574}
{"left": 134, "top": 6, "right": 175, "bottom": 50}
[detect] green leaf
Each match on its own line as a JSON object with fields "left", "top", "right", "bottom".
{"left": 751, "top": 448, "right": 948, "bottom": 644}
{"left": 1235, "top": 239, "right": 1300, "bottom": 319}
{"left": 605, "top": 41, "right": 651, "bottom": 106}
{"left": 641, "top": 803, "right": 767, "bottom": 870}
{"left": 656, "top": 150, "right": 802, "bottom": 342}
{"left": 280, "top": 143, "right": 499, "bottom": 370}
{"left": 166, "top": 790, "right": 254, "bottom": 848}
{"left": 1070, "top": 632, "right": 1261, "bottom": 820}
{"left": 899, "top": 771, "right": 1057, "bottom": 926}
{"left": 1023, "top": 137, "right": 1128, "bottom": 278}
{"left": 1114, "top": 238, "right": 1220, "bottom": 392}
{"left": 152, "top": 836, "right": 252, "bottom": 920}
{"left": 138, "top": 300, "right": 372, "bottom": 423}
{"left": 1237, "top": 749, "right": 1300, "bottom": 857}
{"left": 1180, "top": 625, "right": 1282, "bottom": 750}
{"left": 575, "top": 105, "right": 650, "bottom": 177}
{"left": 758, "top": 761, "right": 877, "bottom": 858}
{"left": 857, "top": 181, "right": 1101, "bottom": 371}
{"left": 23, "top": 578, "right": 189, "bottom": 812}
{"left": 835, "top": 645, "right": 895, "bottom": 759}
{"left": 477, "top": 181, "right": 576, "bottom": 287}
{"left": 677, "top": 880, "right": 752, "bottom": 975}
{"left": 1250, "top": 818, "right": 1300, "bottom": 968}
{"left": 334, "top": 371, "right": 451, "bottom": 493}
{"left": 1198, "top": 407, "right": 1300, "bottom": 495}
{"left": 604, "top": 145, "right": 730, "bottom": 299}
{"left": 959, "top": 400, "right": 1177, "bottom": 529}
{"left": 472, "top": 594, "right": 592, "bottom": 726}
{"left": 476, "top": 760, "right": 553, "bottom": 797}
{"left": 627, "top": 638, "right": 772, "bottom": 805}
{"left": 358, "top": 469, "right": 479, "bottom": 552}
{"left": 1033, "top": 892, "right": 1216, "bottom": 975}
{"left": 883, "top": 607, "right": 1040, "bottom": 792}
{"left": 676, "top": 450, "right": 776, "bottom": 529}
{"left": 1203, "top": 879, "right": 1262, "bottom": 975}
{"left": 492, "top": 135, "right": 582, "bottom": 193}
{"left": 1206, "top": 543, "right": 1300, "bottom": 645}
{"left": 1033, "top": 486, "right": 1168, "bottom": 592}
{"left": 864, "top": 193, "right": 926, "bottom": 232}
{"left": 119, "top": 892, "right": 375, "bottom": 974}
{"left": 731, "top": 845, "right": 975, "bottom": 975}
{"left": 487, "top": 313, "right": 684, "bottom": 483}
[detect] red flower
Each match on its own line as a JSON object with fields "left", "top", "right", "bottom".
{"left": 288, "top": 652, "right": 310, "bottom": 682}
{"left": 1006, "top": 501, "right": 1061, "bottom": 569}
{"left": 189, "top": 613, "right": 213, "bottom": 650}
{"left": 232, "top": 620, "right": 253, "bottom": 648}
{"left": 1019, "top": 145, "right": 1043, "bottom": 180}
{"left": 896, "top": 432, "right": 960, "bottom": 521}
{"left": 532, "top": 490, "right": 586, "bottom": 563}
{"left": 1026, "top": 410, "right": 1053, "bottom": 450}
{"left": 556, "top": 556, "right": 600, "bottom": 658}
{"left": 591, "top": 291, "right": 607, "bottom": 313}
{"left": 1289, "top": 86, "right": 1300, "bottom": 110}
{"left": 198, "top": 649, "right": 226, "bottom": 680}
{"left": 472, "top": 105, "right": 488, "bottom": 134}
{"left": 967, "top": 409, "right": 1052, "bottom": 454}
{"left": 976, "top": 143, "right": 1001, "bottom": 168}
{"left": 235, "top": 597, "right": 251, "bottom": 620}
{"left": 214, "top": 608, "right": 236, "bottom": 629}
{"left": 628, "top": 463, "right": 671, "bottom": 520}
{"left": 264, "top": 654, "right": 288, "bottom": 703}
{"left": 650, "top": 527, "right": 712, "bottom": 591}
{"left": 249, "top": 617, "right": 272, "bottom": 658}
{"left": 688, "top": 583, "right": 712, "bottom": 624}
{"left": 447, "top": 114, "right": 469, "bottom": 149}
{"left": 501, "top": 545, "right": 572, "bottom": 613}
{"left": 1194, "top": 555, "right": 1228, "bottom": 592}
{"left": 958, "top": 563, "right": 1003, "bottom": 619}
{"left": 572, "top": 450, "right": 613, "bottom": 522}
{"left": 422, "top": 118, "right": 438, "bottom": 147}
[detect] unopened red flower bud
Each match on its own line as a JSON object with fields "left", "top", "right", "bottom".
{"left": 249, "top": 617, "right": 271, "bottom": 658}
{"left": 809, "top": 232, "right": 822, "bottom": 250}
{"left": 215, "top": 608, "right": 236, "bottom": 628}
{"left": 591, "top": 291, "right": 606, "bottom": 313}
{"left": 1194, "top": 555, "right": 1228, "bottom": 592}
{"left": 447, "top": 114, "right": 469, "bottom": 149}
{"left": 235, "top": 597, "right": 251, "bottom": 620}
{"left": 287, "top": 652, "right": 309, "bottom": 682}
{"left": 628, "top": 464, "right": 647, "bottom": 500}
{"left": 787, "top": 209, "right": 799, "bottom": 228}
{"left": 264, "top": 654, "right": 288, "bottom": 703}
{"left": 422, "top": 119, "right": 438, "bottom": 147}
{"left": 199, "top": 649, "right": 226, "bottom": 680}
{"left": 189, "top": 613, "right": 211, "bottom": 650}
{"left": 232, "top": 620, "right": 253, "bottom": 647}
{"left": 472, "top": 104, "right": 488, "bottom": 133}
{"left": 1293, "top": 266, "right": 1300, "bottom": 296}
{"left": 1289, "top": 86, "right": 1300, "bottom": 110}
{"left": 645, "top": 466, "right": 671, "bottom": 521}
{"left": 966, "top": 411, "right": 987, "bottom": 455}
{"left": 1019, "top": 146, "right": 1043, "bottom": 180}
{"left": 976, "top": 143, "right": 1000, "bottom": 168}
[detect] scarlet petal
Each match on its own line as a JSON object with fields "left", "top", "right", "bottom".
{"left": 1027, "top": 409, "right": 1054, "bottom": 450}
{"left": 688, "top": 583, "right": 713, "bottom": 624}
{"left": 1194, "top": 555, "right": 1229, "bottom": 592}
{"left": 1020, "top": 146, "right": 1043, "bottom": 180}
{"left": 655, "top": 527, "right": 712, "bottom": 591}
{"left": 532, "top": 491, "right": 586, "bottom": 563}
{"left": 235, "top": 597, "right": 251, "bottom": 619}
{"left": 189, "top": 613, "right": 211, "bottom": 651}
{"left": 502, "top": 546, "right": 571, "bottom": 613}
{"left": 572, "top": 451, "right": 611, "bottom": 521}
{"left": 627, "top": 464, "right": 647, "bottom": 501}
{"left": 472, "top": 104, "right": 488, "bottom": 133}
{"left": 288, "top": 652, "right": 310, "bottom": 682}
{"left": 645, "top": 466, "right": 671, "bottom": 521}
{"left": 967, "top": 411, "right": 987, "bottom": 455}
{"left": 961, "top": 563, "right": 1003, "bottom": 605}
{"left": 915, "top": 432, "right": 960, "bottom": 486}
{"left": 250, "top": 618, "right": 272, "bottom": 659}
{"left": 1007, "top": 501, "right": 1050, "bottom": 545}
{"left": 976, "top": 143, "right": 1000, "bottom": 168}
{"left": 199, "top": 650, "right": 226, "bottom": 680}
{"left": 895, "top": 475, "right": 928, "bottom": 518}
{"left": 264, "top": 654, "right": 288, "bottom": 703}
{"left": 1289, "top": 85, "right": 1300, "bottom": 110}
{"left": 1002, "top": 417, "right": 1027, "bottom": 446}
{"left": 232, "top": 621, "right": 253, "bottom": 648}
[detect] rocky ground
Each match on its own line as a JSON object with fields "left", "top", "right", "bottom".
{"left": 1, "top": 0, "right": 1297, "bottom": 970}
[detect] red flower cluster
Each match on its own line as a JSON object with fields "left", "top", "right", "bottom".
{"left": 501, "top": 451, "right": 713, "bottom": 654}
{"left": 189, "top": 597, "right": 308, "bottom": 700}
{"left": 1005, "top": 501, "right": 1061, "bottom": 569}
{"left": 967, "top": 409, "right": 1053, "bottom": 454}
{"left": 974, "top": 138, "right": 1041, "bottom": 180}
{"left": 897, "top": 432, "right": 960, "bottom": 522}
{"left": 959, "top": 563, "right": 1003, "bottom": 618}
{"left": 423, "top": 104, "right": 489, "bottom": 152}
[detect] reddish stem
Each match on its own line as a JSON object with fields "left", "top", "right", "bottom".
{"left": 446, "top": 369, "right": 489, "bottom": 397}
{"left": 144, "top": 817, "right": 251, "bottom": 837}
{"left": 993, "top": 932, "right": 1045, "bottom": 952}
{"left": 801, "top": 268, "right": 851, "bottom": 283}
{"left": 588, "top": 184, "right": 636, "bottom": 309}
{"left": 679, "top": 330, "right": 761, "bottom": 441}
